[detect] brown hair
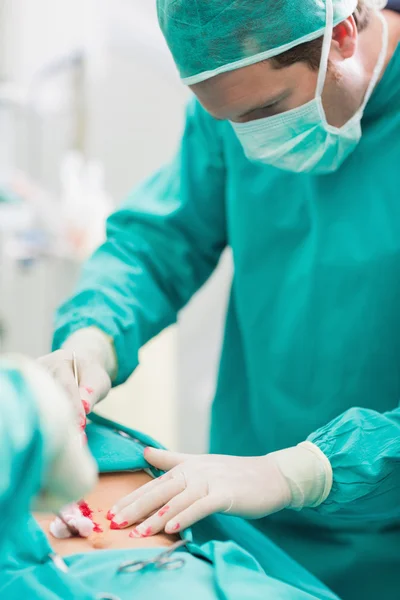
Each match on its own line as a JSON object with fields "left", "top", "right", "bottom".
{"left": 270, "top": 1, "right": 372, "bottom": 70}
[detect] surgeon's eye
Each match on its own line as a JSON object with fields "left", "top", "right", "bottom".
{"left": 257, "top": 104, "right": 283, "bottom": 118}
{"left": 237, "top": 103, "right": 282, "bottom": 123}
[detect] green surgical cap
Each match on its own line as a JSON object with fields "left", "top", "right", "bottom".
{"left": 157, "top": 0, "right": 358, "bottom": 84}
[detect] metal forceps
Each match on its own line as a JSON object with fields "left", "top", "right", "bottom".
{"left": 72, "top": 350, "right": 86, "bottom": 449}
{"left": 117, "top": 539, "right": 189, "bottom": 574}
{"left": 52, "top": 352, "right": 82, "bottom": 537}
{"left": 72, "top": 351, "right": 79, "bottom": 387}
{"left": 56, "top": 512, "right": 80, "bottom": 538}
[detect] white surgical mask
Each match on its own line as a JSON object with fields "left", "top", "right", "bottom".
{"left": 231, "top": 0, "right": 388, "bottom": 174}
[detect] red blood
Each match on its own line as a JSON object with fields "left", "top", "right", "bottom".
{"left": 143, "top": 526, "right": 152, "bottom": 537}
{"left": 172, "top": 523, "right": 180, "bottom": 532}
{"left": 129, "top": 529, "right": 140, "bottom": 539}
{"left": 78, "top": 500, "right": 103, "bottom": 533}
{"left": 158, "top": 505, "right": 170, "bottom": 518}
{"left": 106, "top": 510, "right": 115, "bottom": 521}
{"left": 97, "top": 508, "right": 103, "bottom": 513}
{"left": 84, "top": 387, "right": 94, "bottom": 395}
{"left": 78, "top": 500, "right": 93, "bottom": 520}
{"left": 79, "top": 415, "right": 86, "bottom": 430}
{"left": 81, "top": 400, "right": 91, "bottom": 414}
{"left": 110, "top": 520, "right": 128, "bottom": 530}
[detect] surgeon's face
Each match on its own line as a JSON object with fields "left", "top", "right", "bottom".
{"left": 190, "top": 19, "right": 364, "bottom": 129}
{"left": 190, "top": 55, "right": 363, "bottom": 129}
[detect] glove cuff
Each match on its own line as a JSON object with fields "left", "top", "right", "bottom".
{"left": 63, "top": 327, "right": 117, "bottom": 381}
{"left": 297, "top": 441, "right": 333, "bottom": 507}
{"left": 271, "top": 442, "right": 333, "bottom": 511}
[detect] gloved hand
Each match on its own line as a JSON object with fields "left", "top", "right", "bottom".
{"left": 38, "top": 327, "right": 116, "bottom": 425}
{"left": 108, "top": 444, "right": 332, "bottom": 535}
{"left": 10, "top": 356, "right": 98, "bottom": 511}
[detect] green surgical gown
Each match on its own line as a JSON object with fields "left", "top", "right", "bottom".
{"left": 54, "top": 44, "right": 400, "bottom": 600}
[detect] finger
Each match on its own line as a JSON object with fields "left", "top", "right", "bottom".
{"left": 131, "top": 485, "right": 204, "bottom": 538}
{"left": 164, "top": 496, "right": 221, "bottom": 534}
{"left": 144, "top": 447, "right": 191, "bottom": 471}
{"left": 78, "top": 362, "right": 111, "bottom": 410}
{"left": 79, "top": 387, "right": 94, "bottom": 415}
{"left": 38, "top": 352, "right": 85, "bottom": 423}
{"left": 111, "top": 476, "right": 186, "bottom": 529}
{"left": 108, "top": 475, "right": 167, "bottom": 519}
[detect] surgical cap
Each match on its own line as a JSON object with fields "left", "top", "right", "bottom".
{"left": 157, "top": 0, "right": 360, "bottom": 84}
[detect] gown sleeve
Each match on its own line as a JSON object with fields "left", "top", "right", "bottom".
{"left": 0, "top": 366, "right": 47, "bottom": 531}
{"left": 53, "top": 99, "right": 227, "bottom": 384}
{"left": 308, "top": 405, "right": 400, "bottom": 520}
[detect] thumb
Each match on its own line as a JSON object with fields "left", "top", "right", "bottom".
{"left": 144, "top": 447, "right": 189, "bottom": 471}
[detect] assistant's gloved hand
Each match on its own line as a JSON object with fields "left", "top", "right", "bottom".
{"left": 38, "top": 327, "right": 116, "bottom": 425}
{"left": 108, "top": 443, "right": 333, "bottom": 535}
{"left": 9, "top": 356, "right": 98, "bottom": 511}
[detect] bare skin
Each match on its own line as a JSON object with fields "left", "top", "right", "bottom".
{"left": 35, "top": 472, "right": 179, "bottom": 556}
{"left": 190, "top": 10, "right": 400, "bottom": 128}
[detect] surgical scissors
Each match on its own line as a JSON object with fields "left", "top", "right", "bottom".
{"left": 117, "top": 539, "right": 189, "bottom": 574}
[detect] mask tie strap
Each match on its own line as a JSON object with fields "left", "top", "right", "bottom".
{"left": 359, "top": 12, "right": 388, "bottom": 112}
{"left": 316, "top": 0, "right": 334, "bottom": 99}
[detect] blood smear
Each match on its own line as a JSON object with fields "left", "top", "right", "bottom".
{"left": 78, "top": 500, "right": 104, "bottom": 532}
{"left": 129, "top": 528, "right": 146, "bottom": 539}
{"left": 82, "top": 400, "right": 91, "bottom": 414}
{"left": 78, "top": 500, "right": 94, "bottom": 519}
{"left": 158, "top": 505, "right": 170, "bottom": 518}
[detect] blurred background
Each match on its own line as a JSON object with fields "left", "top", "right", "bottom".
{"left": 0, "top": 0, "right": 232, "bottom": 452}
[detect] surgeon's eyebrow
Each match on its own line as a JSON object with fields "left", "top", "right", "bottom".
{"left": 237, "top": 89, "right": 291, "bottom": 119}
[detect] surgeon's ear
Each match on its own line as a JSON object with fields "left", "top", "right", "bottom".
{"left": 332, "top": 16, "right": 358, "bottom": 59}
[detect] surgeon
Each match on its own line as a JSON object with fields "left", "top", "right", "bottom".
{"left": 39, "top": 1, "right": 400, "bottom": 599}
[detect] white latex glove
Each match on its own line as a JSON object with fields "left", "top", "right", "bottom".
{"left": 38, "top": 327, "right": 116, "bottom": 427}
{"left": 8, "top": 356, "right": 98, "bottom": 512}
{"left": 108, "top": 443, "right": 332, "bottom": 536}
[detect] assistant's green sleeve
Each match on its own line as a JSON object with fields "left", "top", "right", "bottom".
{"left": 53, "top": 99, "right": 227, "bottom": 384}
{"left": 308, "top": 406, "right": 400, "bottom": 520}
{"left": 0, "top": 367, "right": 46, "bottom": 530}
